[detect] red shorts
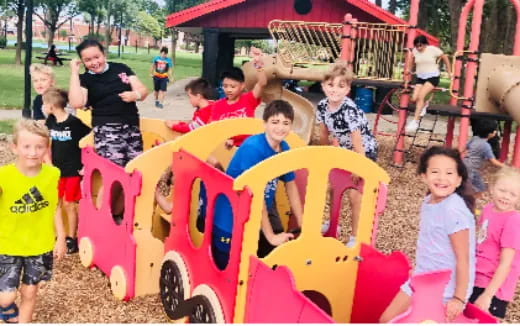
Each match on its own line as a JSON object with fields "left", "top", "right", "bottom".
{"left": 58, "top": 176, "right": 82, "bottom": 202}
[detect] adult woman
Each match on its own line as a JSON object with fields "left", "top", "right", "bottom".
{"left": 68, "top": 39, "right": 148, "bottom": 167}
{"left": 404, "top": 35, "right": 452, "bottom": 133}
{"left": 45, "top": 44, "right": 63, "bottom": 66}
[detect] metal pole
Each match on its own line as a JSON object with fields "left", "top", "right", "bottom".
{"left": 118, "top": 11, "right": 122, "bottom": 58}
{"left": 4, "top": 0, "right": 7, "bottom": 38}
{"left": 23, "top": 0, "right": 33, "bottom": 118}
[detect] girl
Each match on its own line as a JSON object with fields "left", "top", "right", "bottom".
{"left": 316, "top": 61, "right": 378, "bottom": 247}
{"left": 469, "top": 167, "right": 520, "bottom": 319}
{"left": 404, "top": 35, "right": 452, "bottom": 133}
{"left": 379, "top": 146, "right": 476, "bottom": 322}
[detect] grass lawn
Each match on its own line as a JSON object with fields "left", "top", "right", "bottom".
{"left": 0, "top": 46, "right": 203, "bottom": 109}
{"left": 0, "top": 120, "right": 15, "bottom": 134}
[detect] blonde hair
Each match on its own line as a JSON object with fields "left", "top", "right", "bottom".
{"left": 12, "top": 119, "right": 50, "bottom": 145}
{"left": 30, "top": 63, "right": 55, "bottom": 80}
{"left": 492, "top": 166, "right": 520, "bottom": 187}
{"left": 42, "top": 88, "right": 68, "bottom": 110}
{"left": 323, "top": 61, "right": 354, "bottom": 86}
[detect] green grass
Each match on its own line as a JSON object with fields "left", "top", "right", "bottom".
{"left": 0, "top": 47, "right": 202, "bottom": 109}
{"left": 0, "top": 120, "right": 15, "bottom": 134}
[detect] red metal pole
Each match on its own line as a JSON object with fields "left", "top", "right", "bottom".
{"left": 392, "top": 0, "right": 419, "bottom": 164}
{"left": 508, "top": 0, "right": 520, "bottom": 166}
{"left": 341, "top": 14, "right": 353, "bottom": 62}
{"left": 457, "top": 0, "right": 484, "bottom": 155}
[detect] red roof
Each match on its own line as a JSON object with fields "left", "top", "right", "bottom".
{"left": 166, "top": 0, "right": 438, "bottom": 45}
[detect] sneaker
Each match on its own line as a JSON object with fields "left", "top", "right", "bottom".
{"left": 66, "top": 237, "right": 78, "bottom": 254}
{"left": 405, "top": 119, "right": 419, "bottom": 133}
{"left": 420, "top": 101, "right": 429, "bottom": 117}
{"left": 321, "top": 220, "right": 330, "bottom": 234}
{"left": 155, "top": 100, "right": 159, "bottom": 107}
{"left": 346, "top": 236, "right": 357, "bottom": 248}
{"left": 157, "top": 103, "right": 164, "bottom": 109}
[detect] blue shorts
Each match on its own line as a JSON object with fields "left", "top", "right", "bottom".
{"left": 0, "top": 252, "right": 53, "bottom": 292}
{"left": 153, "top": 77, "right": 168, "bottom": 92}
{"left": 468, "top": 168, "right": 486, "bottom": 193}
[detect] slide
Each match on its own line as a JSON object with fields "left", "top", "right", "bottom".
{"left": 243, "top": 55, "right": 326, "bottom": 144}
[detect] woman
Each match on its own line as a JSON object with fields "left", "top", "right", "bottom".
{"left": 404, "top": 35, "right": 452, "bottom": 133}
{"left": 45, "top": 44, "right": 63, "bottom": 66}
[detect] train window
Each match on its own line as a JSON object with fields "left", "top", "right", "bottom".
{"left": 211, "top": 194, "right": 234, "bottom": 270}
{"left": 90, "top": 169, "right": 103, "bottom": 210}
{"left": 110, "top": 181, "right": 125, "bottom": 225}
{"left": 151, "top": 167, "right": 173, "bottom": 242}
{"left": 187, "top": 178, "right": 207, "bottom": 249}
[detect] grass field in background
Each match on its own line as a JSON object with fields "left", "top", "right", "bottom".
{"left": 0, "top": 47, "right": 203, "bottom": 109}
{"left": 0, "top": 120, "right": 15, "bottom": 134}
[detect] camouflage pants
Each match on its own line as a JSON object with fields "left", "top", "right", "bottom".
{"left": 0, "top": 252, "right": 53, "bottom": 292}
{"left": 93, "top": 123, "right": 143, "bottom": 167}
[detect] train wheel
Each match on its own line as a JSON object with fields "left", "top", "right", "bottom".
{"left": 110, "top": 265, "right": 127, "bottom": 300}
{"left": 160, "top": 251, "right": 190, "bottom": 320}
{"left": 78, "top": 237, "right": 94, "bottom": 267}
{"left": 189, "top": 284, "right": 225, "bottom": 323}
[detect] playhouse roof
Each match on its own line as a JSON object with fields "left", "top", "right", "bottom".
{"left": 165, "top": 0, "right": 438, "bottom": 45}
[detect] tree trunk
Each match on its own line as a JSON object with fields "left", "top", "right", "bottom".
{"left": 47, "top": 27, "right": 56, "bottom": 48}
{"left": 15, "top": 1, "right": 24, "bottom": 65}
{"left": 447, "top": 0, "right": 463, "bottom": 49}
{"left": 105, "top": 15, "right": 111, "bottom": 51}
{"left": 388, "top": 0, "right": 397, "bottom": 14}
{"left": 375, "top": 0, "right": 382, "bottom": 7}
{"left": 170, "top": 28, "right": 178, "bottom": 65}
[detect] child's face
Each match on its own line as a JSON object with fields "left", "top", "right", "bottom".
{"left": 490, "top": 176, "right": 520, "bottom": 212}
{"left": 421, "top": 155, "right": 462, "bottom": 203}
{"left": 264, "top": 113, "right": 293, "bottom": 145}
{"left": 42, "top": 100, "right": 53, "bottom": 116}
{"left": 222, "top": 78, "right": 245, "bottom": 102}
{"left": 11, "top": 130, "right": 48, "bottom": 170}
{"left": 80, "top": 46, "right": 107, "bottom": 74}
{"left": 186, "top": 90, "right": 204, "bottom": 108}
{"left": 322, "top": 76, "right": 350, "bottom": 104}
{"left": 32, "top": 73, "right": 55, "bottom": 95}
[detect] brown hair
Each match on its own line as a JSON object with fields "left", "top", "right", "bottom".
{"left": 185, "top": 78, "right": 213, "bottom": 99}
{"left": 263, "top": 99, "right": 294, "bottom": 122}
{"left": 42, "top": 88, "right": 68, "bottom": 110}
{"left": 12, "top": 119, "right": 50, "bottom": 145}
{"left": 322, "top": 61, "right": 354, "bottom": 86}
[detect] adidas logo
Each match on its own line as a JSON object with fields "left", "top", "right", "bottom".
{"left": 10, "top": 187, "right": 49, "bottom": 214}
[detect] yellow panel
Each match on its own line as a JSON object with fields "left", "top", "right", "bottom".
{"left": 232, "top": 146, "right": 390, "bottom": 323}
{"left": 76, "top": 109, "right": 92, "bottom": 127}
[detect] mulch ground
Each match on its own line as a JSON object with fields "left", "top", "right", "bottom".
{"left": 0, "top": 132, "right": 518, "bottom": 323}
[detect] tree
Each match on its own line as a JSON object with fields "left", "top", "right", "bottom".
{"left": 34, "top": 0, "right": 79, "bottom": 47}
{"left": 134, "top": 11, "right": 162, "bottom": 42}
{"left": 78, "top": 0, "right": 105, "bottom": 36}
{"left": 10, "top": 0, "right": 24, "bottom": 65}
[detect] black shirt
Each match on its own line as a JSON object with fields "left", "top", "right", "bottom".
{"left": 79, "top": 62, "right": 140, "bottom": 126}
{"left": 45, "top": 114, "right": 91, "bottom": 177}
{"left": 32, "top": 95, "right": 45, "bottom": 120}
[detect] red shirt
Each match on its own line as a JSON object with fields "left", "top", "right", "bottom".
{"left": 210, "top": 91, "right": 261, "bottom": 145}
{"left": 171, "top": 102, "right": 213, "bottom": 134}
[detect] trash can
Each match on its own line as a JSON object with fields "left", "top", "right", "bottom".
{"left": 354, "top": 87, "right": 374, "bottom": 113}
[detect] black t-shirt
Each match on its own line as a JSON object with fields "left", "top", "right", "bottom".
{"left": 32, "top": 95, "right": 45, "bottom": 120}
{"left": 45, "top": 114, "right": 91, "bottom": 177}
{"left": 79, "top": 62, "right": 140, "bottom": 126}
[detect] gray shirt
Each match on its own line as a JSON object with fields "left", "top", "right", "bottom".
{"left": 464, "top": 136, "right": 495, "bottom": 171}
{"left": 402, "top": 193, "right": 476, "bottom": 302}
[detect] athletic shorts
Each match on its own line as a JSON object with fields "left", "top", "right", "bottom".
{"left": 0, "top": 252, "right": 53, "bottom": 292}
{"left": 58, "top": 176, "right": 82, "bottom": 202}
{"left": 153, "top": 76, "right": 169, "bottom": 92}
{"left": 93, "top": 123, "right": 143, "bottom": 167}
{"left": 469, "top": 287, "right": 508, "bottom": 318}
{"left": 416, "top": 76, "right": 440, "bottom": 87}
{"left": 468, "top": 168, "right": 486, "bottom": 193}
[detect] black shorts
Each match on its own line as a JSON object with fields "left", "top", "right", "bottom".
{"left": 257, "top": 203, "right": 285, "bottom": 258}
{"left": 469, "top": 286, "right": 509, "bottom": 318}
{"left": 416, "top": 76, "right": 440, "bottom": 87}
{"left": 0, "top": 252, "right": 53, "bottom": 292}
{"left": 153, "top": 76, "right": 168, "bottom": 92}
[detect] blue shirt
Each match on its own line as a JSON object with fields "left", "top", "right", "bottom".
{"left": 152, "top": 56, "right": 173, "bottom": 78}
{"left": 213, "top": 133, "right": 295, "bottom": 231}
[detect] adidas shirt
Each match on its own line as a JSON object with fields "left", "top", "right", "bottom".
{"left": 0, "top": 163, "right": 60, "bottom": 256}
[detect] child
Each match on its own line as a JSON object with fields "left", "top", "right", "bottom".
{"left": 165, "top": 78, "right": 213, "bottom": 133}
{"left": 464, "top": 119, "right": 505, "bottom": 195}
{"left": 150, "top": 46, "right": 173, "bottom": 109}
{"left": 469, "top": 167, "right": 520, "bottom": 319}
{"left": 30, "top": 63, "right": 56, "bottom": 121}
{"left": 210, "top": 46, "right": 267, "bottom": 147}
{"left": 379, "top": 146, "right": 476, "bottom": 323}
{"left": 211, "top": 100, "right": 303, "bottom": 270}
{"left": 43, "top": 88, "right": 91, "bottom": 254}
{"left": 316, "top": 61, "right": 378, "bottom": 247}
{"left": 0, "top": 119, "right": 66, "bottom": 323}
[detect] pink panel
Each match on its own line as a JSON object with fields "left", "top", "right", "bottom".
{"left": 244, "top": 257, "right": 333, "bottom": 323}
{"left": 371, "top": 183, "right": 388, "bottom": 246}
{"left": 78, "top": 147, "right": 141, "bottom": 300}
{"left": 164, "top": 150, "right": 252, "bottom": 322}
{"left": 351, "top": 244, "right": 410, "bottom": 323}
{"left": 390, "top": 270, "right": 497, "bottom": 323}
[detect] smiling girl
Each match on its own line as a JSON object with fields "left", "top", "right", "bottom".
{"left": 380, "top": 146, "right": 476, "bottom": 322}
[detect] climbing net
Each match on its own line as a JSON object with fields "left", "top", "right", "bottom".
{"left": 268, "top": 19, "right": 408, "bottom": 81}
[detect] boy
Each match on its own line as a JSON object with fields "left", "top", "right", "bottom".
{"left": 150, "top": 47, "right": 173, "bottom": 109}
{"left": 165, "top": 78, "right": 213, "bottom": 133}
{"left": 464, "top": 119, "right": 505, "bottom": 195}
{"left": 211, "top": 100, "right": 303, "bottom": 270}
{"left": 30, "top": 64, "right": 56, "bottom": 121}
{"left": 210, "top": 46, "right": 268, "bottom": 147}
{"left": 0, "top": 119, "right": 66, "bottom": 323}
{"left": 43, "top": 88, "right": 91, "bottom": 254}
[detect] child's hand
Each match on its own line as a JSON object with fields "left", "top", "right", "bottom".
{"left": 225, "top": 139, "right": 235, "bottom": 149}
{"left": 165, "top": 120, "right": 178, "bottom": 129}
{"left": 268, "top": 232, "right": 294, "bottom": 246}
{"left": 70, "top": 58, "right": 82, "bottom": 74}
{"left": 250, "top": 46, "right": 264, "bottom": 69}
{"left": 331, "top": 138, "right": 339, "bottom": 147}
{"left": 474, "top": 294, "right": 492, "bottom": 312}
{"left": 53, "top": 237, "right": 66, "bottom": 260}
{"left": 445, "top": 298, "right": 464, "bottom": 322}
